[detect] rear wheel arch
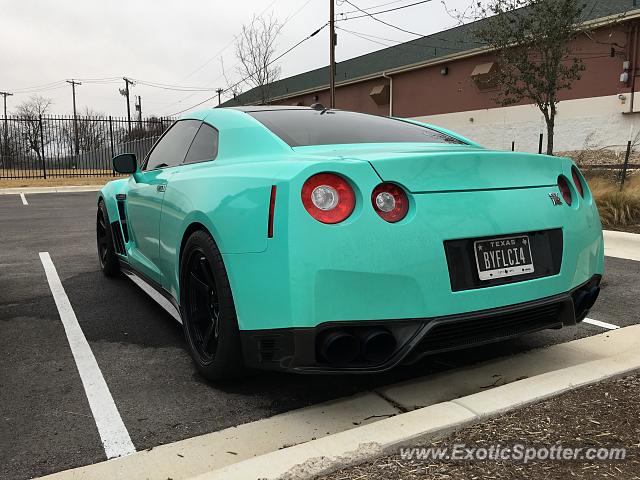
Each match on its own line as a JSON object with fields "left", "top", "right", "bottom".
{"left": 178, "top": 225, "right": 245, "bottom": 380}
{"left": 177, "top": 222, "right": 229, "bottom": 289}
{"left": 179, "top": 222, "right": 214, "bottom": 267}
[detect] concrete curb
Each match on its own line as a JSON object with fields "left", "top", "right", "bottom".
{"left": 603, "top": 230, "right": 640, "bottom": 262}
{"left": 0, "top": 185, "right": 102, "bottom": 195}
{"left": 194, "top": 348, "right": 640, "bottom": 479}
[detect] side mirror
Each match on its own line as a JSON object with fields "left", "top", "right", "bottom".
{"left": 113, "top": 153, "right": 139, "bottom": 174}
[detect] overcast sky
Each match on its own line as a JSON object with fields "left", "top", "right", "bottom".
{"left": 1, "top": 0, "right": 474, "bottom": 117}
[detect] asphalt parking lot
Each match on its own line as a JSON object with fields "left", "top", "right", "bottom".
{"left": 1, "top": 191, "right": 639, "bottom": 480}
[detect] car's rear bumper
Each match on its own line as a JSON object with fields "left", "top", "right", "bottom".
{"left": 240, "top": 275, "right": 601, "bottom": 373}
{"left": 224, "top": 183, "right": 604, "bottom": 333}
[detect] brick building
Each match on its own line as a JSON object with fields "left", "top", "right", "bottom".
{"left": 223, "top": 1, "right": 640, "bottom": 153}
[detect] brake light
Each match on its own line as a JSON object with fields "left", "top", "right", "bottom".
{"left": 571, "top": 167, "right": 584, "bottom": 198}
{"left": 558, "top": 176, "right": 572, "bottom": 206}
{"left": 371, "top": 183, "right": 409, "bottom": 222}
{"left": 301, "top": 173, "right": 355, "bottom": 224}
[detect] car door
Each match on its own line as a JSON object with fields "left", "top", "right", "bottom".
{"left": 158, "top": 121, "right": 220, "bottom": 298}
{"left": 126, "top": 119, "right": 202, "bottom": 282}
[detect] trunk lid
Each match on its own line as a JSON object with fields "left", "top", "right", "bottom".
{"left": 294, "top": 144, "right": 561, "bottom": 193}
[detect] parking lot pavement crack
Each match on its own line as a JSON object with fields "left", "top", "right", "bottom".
{"left": 372, "top": 389, "right": 410, "bottom": 413}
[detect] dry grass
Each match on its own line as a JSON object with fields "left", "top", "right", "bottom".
{"left": 587, "top": 173, "right": 640, "bottom": 233}
{"left": 0, "top": 173, "right": 122, "bottom": 188}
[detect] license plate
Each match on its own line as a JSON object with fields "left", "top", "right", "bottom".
{"left": 474, "top": 235, "right": 534, "bottom": 280}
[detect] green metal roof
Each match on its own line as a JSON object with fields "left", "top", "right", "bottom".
{"left": 222, "top": 0, "right": 638, "bottom": 107}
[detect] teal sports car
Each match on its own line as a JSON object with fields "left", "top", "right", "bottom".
{"left": 97, "top": 106, "right": 603, "bottom": 380}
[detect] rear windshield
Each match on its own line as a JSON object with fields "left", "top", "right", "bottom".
{"left": 248, "top": 109, "right": 465, "bottom": 147}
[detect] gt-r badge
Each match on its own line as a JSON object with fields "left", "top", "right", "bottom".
{"left": 549, "top": 192, "right": 563, "bottom": 206}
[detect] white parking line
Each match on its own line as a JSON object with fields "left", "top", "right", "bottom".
{"left": 19, "top": 192, "right": 28, "bottom": 205}
{"left": 38, "top": 252, "right": 136, "bottom": 459}
{"left": 583, "top": 317, "right": 620, "bottom": 330}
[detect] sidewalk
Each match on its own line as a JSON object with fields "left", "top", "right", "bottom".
{"left": 319, "top": 373, "right": 640, "bottom": 480}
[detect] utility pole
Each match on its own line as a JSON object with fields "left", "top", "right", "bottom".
{"left": 120, "top": 77, "right": 134, "bottom": 134}
{"left": 329, "top": 0, "right": 336, "bottom": 108}
{"left": 66, "top": 80, "right": 82, "bottom": 155}
{"left": 135, "top": 95, "right": 142, "bottom": 124}
{"left": 216, "top": 88, "right": 224, "bottom": 106}
{"left": 0, "top": 92, "right": 13, "bottom": 161}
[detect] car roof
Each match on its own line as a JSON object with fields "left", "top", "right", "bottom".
{"left": 227, "top": 105, "right": 324, "bottom": 113}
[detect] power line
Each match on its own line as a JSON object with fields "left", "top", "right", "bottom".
{"left": 164, "top": 0, "right": 317, "bottom": 113}
{"left": 339, "top": 0, "right": 484, "bottom": 47}
{"left": 132, "top": 80, "right": 217, "bottom": 92}
{"left": 12, "top": 84, "right": 69, "bottom": 94}
{"left": 337, "top": 0, "right": 432, "bottom": 21}
{"left": 8, "top": 77, "right": 121, "bottom": 95}
{"left": 338, "top": 0, "right": 407, "bottom": 16}
{"left": 336, "top": 26, "right": 395, "bottom": 47}
{"left": 339, "top": 0, "right": 434, "bottom": 37}
{"left": 336, "top": 25, "right": 472, "bottom": 51}
{"left": 11, "top": 80, "right": 67, "bottom": 93}
{"left": 168, "top": 23, "right": 328, "bottom": 117}
{"left": 174, "top": 0, "right": 281, "bottom": 85}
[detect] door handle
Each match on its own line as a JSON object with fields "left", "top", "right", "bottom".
{"left": 157, "top": 185, "right": 166, "bottom": 192}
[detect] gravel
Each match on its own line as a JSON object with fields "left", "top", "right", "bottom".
{"left": 319, "top": 373, "right": 640, "bottom": 480}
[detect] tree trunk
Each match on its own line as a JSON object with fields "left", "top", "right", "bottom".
{"left": 545, "top": 116, "right": 555, "bottom": 156}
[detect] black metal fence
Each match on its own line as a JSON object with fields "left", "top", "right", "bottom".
{"left": 0, "top": 115, "right": 174, "bottom": 179}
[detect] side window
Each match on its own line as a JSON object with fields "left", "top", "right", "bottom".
{"left": 144, "top": 120, "right": 201, "bottom": 170}
{"left": 183, "top": 123, "right": 219, "bottom": 164}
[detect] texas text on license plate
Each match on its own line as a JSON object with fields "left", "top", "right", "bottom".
{"left": 473, "top": 235, "right": 534, "bottom": 280}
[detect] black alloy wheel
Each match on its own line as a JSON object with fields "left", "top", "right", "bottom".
{"left": 97, "top": 200, "right": 120, "bottom": 276}
{"left": 180, "top": 230, "right": 244, "bottom": 381}
{"left": 184, "top": 249, "right": 221, "bottom": 362}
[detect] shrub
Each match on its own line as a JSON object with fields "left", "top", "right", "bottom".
{"left": 587, "top": 174, "right": 640, "bottom": 232}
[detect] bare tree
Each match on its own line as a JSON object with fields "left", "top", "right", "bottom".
{"left": 460, "top": 0, "right": 587, "bottom": 155}
{"left": 16, "top": 94, "right": 53, "bottom": 162}
{"left": 0, "top": 123, "right": 21, "bottom": 168}
{"left": 220, "top": 57, "right": 243, "bottom": 101}
{"left": 62, "top": 107, "right": 108, "bottom": 153}
{"left": 234, "top": 13, "right": 282, "bottom": 104}
{"left": 123, "top": 115, "right": 168, "bottom": 142}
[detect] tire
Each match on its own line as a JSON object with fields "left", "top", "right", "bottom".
{"left": 97, "top": 200, "right": 120, "bottom": 277}
{"left": 179, "top": 230, "right": 244, "bottom": 381}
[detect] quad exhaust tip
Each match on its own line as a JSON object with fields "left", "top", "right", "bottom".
{"left": 319, "top": 330, "right": 360, "bottom": 365}
{"left": 573, "top": 285, "right": 601, "bottom": 321}
{"left": 319, "top": 328, "right": 397, "bottom": 365}
{"left": 360, "top": 328, "right": 397, "bottom": 363}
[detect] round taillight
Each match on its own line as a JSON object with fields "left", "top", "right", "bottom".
{"left": 371, "top": 183, "right": 409, "bottom": 222}
{"left": 558, "top": 176, "right": 572, "bottom": 206}
{"left": 571, "top": 167, "right": 584, "bottom": 198}
{"left": 301, "top": 173, "right": 355, "bottom": 224}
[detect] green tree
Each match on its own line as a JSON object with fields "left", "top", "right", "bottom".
{"left": 473, "top": 0, "right": 587, "bottom": 155}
